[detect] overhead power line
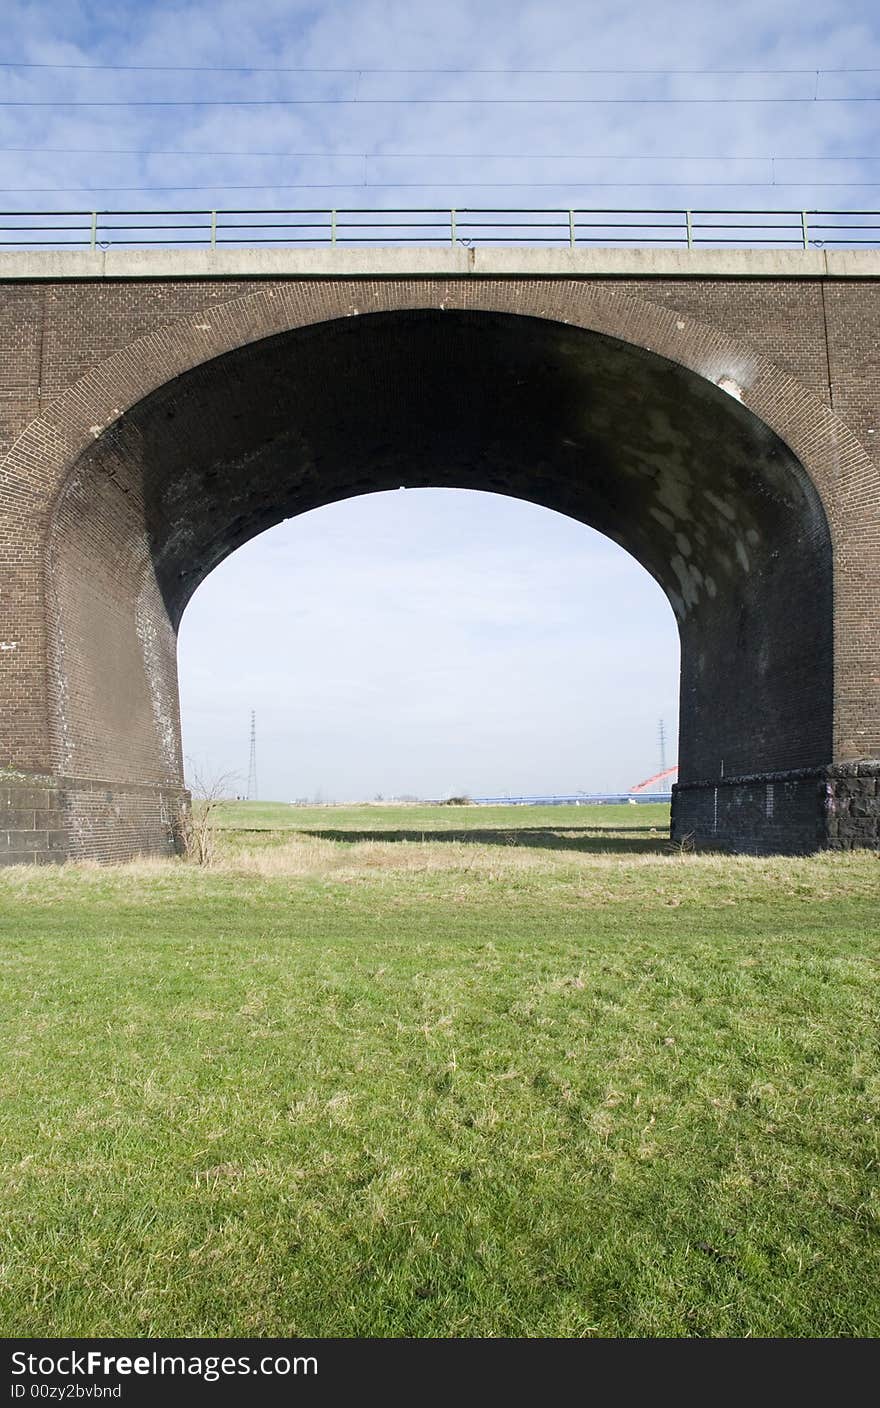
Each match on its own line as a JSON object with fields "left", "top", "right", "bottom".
{"left": 0, "top": 147, "right": 877, "bottom": 160}
{"left": 6, "top": 181, "right": 880, "bottom": 195}
{"left": 0, "top": 61, "right": 878, "bottom": 75}
{"left": 1, "top": 96, "right": 880, "bottom": 107}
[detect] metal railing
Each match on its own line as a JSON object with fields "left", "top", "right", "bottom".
{"left": 471, "top": 793, "right": 672, "bottom": 805}
{"left": 0, "top": 207, "right": 879, "bottom": 251}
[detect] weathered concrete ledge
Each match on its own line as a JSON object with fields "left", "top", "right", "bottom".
{"left": 0, "top": 245, "right": 878, "bottom": 281}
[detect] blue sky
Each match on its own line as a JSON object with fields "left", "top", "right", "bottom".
{"left": 4, "top": 1, "right": 880, "bottom": 211}
{"left": 7, "top": 1, "right": 880, "bottom": 797}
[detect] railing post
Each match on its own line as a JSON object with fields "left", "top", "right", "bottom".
{"left": 331, "top": 209, "right": 337, "bottom": 246}
{"left": 450, "top": 208, "right": 457, "bottom": 246}
{"left": 568, "top": 209, "right": 576, "bottom": 248}
{"left": 685, "top": 210, "right": 693, "bottom": 249}
{"left": 90, "top": 211, "right": 97, "bottom": 250}
{"left": 801, "top": 210, "right": 809, "bottom": 249}
{"left": 210, "top": 211, "right": 217, "bottom": 249}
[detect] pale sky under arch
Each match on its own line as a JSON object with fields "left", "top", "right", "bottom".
{"left": 177, "top": 488, "right": 681, "bottom": 801}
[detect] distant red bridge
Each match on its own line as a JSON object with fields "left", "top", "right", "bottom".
{"left": 629, "top": 765, "right": 679, "bottom": 794}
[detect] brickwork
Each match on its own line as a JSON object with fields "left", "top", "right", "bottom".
{"left": 0, "top": 257, "right": 878, "bottom": 860}
{"left": 0, "top": 769, "right": 187, "bottom": 864}
{"left": 57, "top": 777, "right": 187, "bottom": 863}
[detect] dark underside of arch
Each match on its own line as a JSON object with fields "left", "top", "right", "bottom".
{"left": 46, "top": 308, "right": 834, "bottom": 852}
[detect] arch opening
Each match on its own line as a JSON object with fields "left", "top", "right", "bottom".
{"left": 44, "top": 308, "right": 834, "bottom": 856}
{"left": 176, "top": 489, "right": 681, "bottom": 805}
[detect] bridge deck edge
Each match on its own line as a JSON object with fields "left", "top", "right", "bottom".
{"left": 0, "top": 246, "right": 876, "bottom": 281}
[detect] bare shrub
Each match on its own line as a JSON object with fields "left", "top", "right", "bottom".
{"left": 180, "top": 767, "right": 239, "bottom": 866}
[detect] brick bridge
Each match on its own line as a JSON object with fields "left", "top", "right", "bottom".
{"left": 1, "top": 245, "right": 878, "bottom": 862}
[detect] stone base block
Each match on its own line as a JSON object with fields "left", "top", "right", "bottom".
{"left": 672, "top": 761, "right": 880, "bottom": 855}
{"left": 0, "top": 770, "right": 189, "bottom": 865}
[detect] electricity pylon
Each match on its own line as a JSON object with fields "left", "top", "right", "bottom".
{"left": 246, "top": 710, "right": 258, "bottom": 802}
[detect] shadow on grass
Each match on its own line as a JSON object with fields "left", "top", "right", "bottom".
{"left": 294, "top": 827, "right": 672, "bottom": 856}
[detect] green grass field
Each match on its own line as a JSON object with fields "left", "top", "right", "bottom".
{"left": 1, "top": 802, "right": 878, "bottom": 1337}
{"left": 218, "top": 798, "right": 669, "bottom": 834}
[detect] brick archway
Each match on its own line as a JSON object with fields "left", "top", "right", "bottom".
{"left": 1, "top": 277, "right": 878, "bottom": 859}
